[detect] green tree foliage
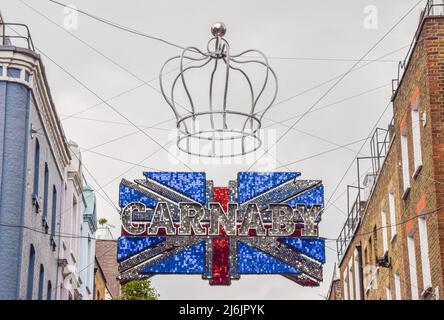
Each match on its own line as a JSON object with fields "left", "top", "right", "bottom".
{"left": 114, "top": 279, "right": 159, "bottom": 300}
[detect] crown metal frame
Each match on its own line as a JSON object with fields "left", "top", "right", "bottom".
{"left": 159, "top": 22, "right": 278, "bottom": 158}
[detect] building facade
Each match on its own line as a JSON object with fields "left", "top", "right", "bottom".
{"left": 95, "top": 240, "right": 121, "bottom": 299}
{"left": 335, "top": 2, "right": 444, "bottom": 300}
{"left": 0, "top": 16, "right": 96, "bottom": 300}
{"left": 56, "top": 142, "right": 83, "bottom": 300}
{"left": 79, "top": 185, "right": 98, "bottom": 300}
{"left": 93, "top": 257, "right": 113, "bottom": 300}
{"left": 327, "top": 265, "right": 342, "bottom": 300}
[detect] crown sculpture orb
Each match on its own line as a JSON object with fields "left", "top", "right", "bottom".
{"left": 159, "top": 22, "right": 278, "bottom": 158}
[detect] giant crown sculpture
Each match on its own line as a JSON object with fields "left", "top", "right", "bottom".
{"left": 159, "top": 22, "right": 278, "bottom": 158}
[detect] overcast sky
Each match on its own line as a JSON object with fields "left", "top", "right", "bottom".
{"left": 0, "top": 0, "right": 428, "bottom": 299}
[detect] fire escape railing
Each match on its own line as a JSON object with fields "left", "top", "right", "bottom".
{"left": 336, "top": 119, "right": 394, "bottom": 262}
{"left": 0, "top": 22, "right": 35, "bottom": 51}
{"left": 392, "top": 0, "right": 444, "bottom": 94}
{"left": 337, "top": 0, "right": 444, "bottom": 262}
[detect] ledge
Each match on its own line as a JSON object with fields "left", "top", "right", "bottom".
{"left": 402, "top": 187, "right": 411, "bottom": 200}
{"left": 0, "top": 45, "right": 40, "bottom": 59}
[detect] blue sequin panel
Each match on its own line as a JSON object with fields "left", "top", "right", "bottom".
{"left": 117, "top": 237, "right": 166, "bottom": 262}
{"left": 144, "top": 172, "right": 206, "bottom": 204}
{"left": 237, "top": 241, "right": 300, "bottom": 274}
{"left": 287, "top": 184, "right": 324, "bottom": 207}
{"left": 237, "top": 172, "right": 301, "bottom": 204}
{"left": 279, "top": 238, "right": 326, "bottom": 263}
{"left": 119, "top": 183, "right": 157, "bottom": 208}
{"left": 142, "top": 241, "right": 205, "bottom": 274}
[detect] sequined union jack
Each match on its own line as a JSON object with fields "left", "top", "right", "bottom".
{"left": 117, "top": 172, "right": 325, "bottom": 286}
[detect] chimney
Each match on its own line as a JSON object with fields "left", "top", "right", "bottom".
{"left": 362, "top": 172, "right": 377, "bottom": 201}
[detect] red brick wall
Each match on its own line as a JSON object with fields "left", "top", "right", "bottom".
{"left": 338, "top": 16, "right": 444, "bottom": 300}
{"left": 95, "top": 240, "right": 120, "bottom": 298}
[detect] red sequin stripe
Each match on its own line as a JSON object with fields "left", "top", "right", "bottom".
{"left": 211, "top": 187, "right": 231, "bottom": 285}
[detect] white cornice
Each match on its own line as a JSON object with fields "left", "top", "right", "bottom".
{"left": 68, "top": 170, "right": 84, "bottom": 196}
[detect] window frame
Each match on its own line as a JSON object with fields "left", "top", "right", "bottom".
{"left": 380, "top": 209, "right": 388, "bottom": 255}
{"left": 32, "top": 139, "right": 40, "bottom": 197}
{"left": 43, "top": 164, "right": 49, "bottom": 219}
{"left": 26, "top": 245, "right": 36, "bottom": 300}
{"left": 418, "top": 215, "right": 432, "bottom": 292}
{"left": 394, "top": 273, "right": 402, "bottom": 300}
{"left": 37, "top": 264, "right": 44, "bottom": 300}
{"left": 407, "top": 234, "right": 419, "bottom": 300}
{"left": 343, "top": 268, "right": 349, "bottom": 300}
{"left": 353, "top": 248, "right": 362, "bottom": 300}
{"left": 400, "top": 117, "right": 411, "bottom": 195}
{"left": 388, "top": 189, "right": 397, "bottom": 241}
{"left": 410, "top": 90, "right": 423, "bottom": 176}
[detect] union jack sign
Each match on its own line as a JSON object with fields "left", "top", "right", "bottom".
{"left": 117, "top": 172, "right": 325, "bottom": 286}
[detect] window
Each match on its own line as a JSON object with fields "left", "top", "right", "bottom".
{"left": 411, "top": 91, "right": 423, "bottom": 172}
{"left": 400, "top": 122, "right": 411, "bottom": 193}
{"left": 37, "top": 265, "right": 44, "bottom": 300}
{"left": 386, "top": 285, "right": 392, "bottom": 300}
{"left": 354, "top": 249, "right": 361, "bottom": 300}
{"left": 47, "top": 281, "right": 52, "bottom": 300}
{"left": 72, "top": 196, "right": 78, "bottom": 251}
{"left": 343, "top": 268, "right": 349, "bottom": 300}
{"left": 372, "top": 226, "right": 378, "bottom": 263}
{"left": 33, "top": 139, "right": 40, "bottom": 197}
{"left": 394, "top": 273, "right": 402, "bottom": 300}
{"left": 43, "top": 164, "right": 49, "bottom": 219}
{"left": 368, "top": 237, "right": 373, "bottom": 265}
{"left": 364, "top": 247, "right": 368, "bottom": 267}
{"left": 26, "top": 245, "right": 35, "bottom": 300}
{"left": 381, "top": 209, "right": 388, "bottom": 255}
{"left": 418, "top": 216, "right": 432, "bottom": 291}
{"left": 87, "top": 238, "right": 92, "bottom": 286}
{"left": 348, "top": 259, "right": 354, "bottom": 299}
{"left": 51, "top": 186, "right": 57, "bottom": 242}
{"left": 388, "top": 190, "right": 397, "bottom": 240}
{"left": 407, "top": 234, "right": 419, "bottom": 299}
{"left": 7, "top": 67, "right": 21, "bottom": 78}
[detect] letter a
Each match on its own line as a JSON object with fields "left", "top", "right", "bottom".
{"left": 147, "top": 202, "right": 176, "bottom": 235}
{"left": 238, "top": 204, "right": 266, "bottom": 236}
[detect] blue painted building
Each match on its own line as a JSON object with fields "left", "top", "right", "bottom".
{"left": 0, "top": 17, "right": 96, "bottom": 299}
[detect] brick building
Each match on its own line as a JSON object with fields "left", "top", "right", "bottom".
{"left": 95, "top": 240, "right": 121, "bottom": 299}
{"left": 327, "top": 264, "right": 342, "bottom": 300}
{"left": 333, "top": 1, "right": 444, "bottom": 300}
{"left": 93, "top": 256, "right": 112, "bottom": 300}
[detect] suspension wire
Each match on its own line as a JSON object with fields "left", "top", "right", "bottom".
{"left": 253, "top": 45, "right": 410, "bottom": 116}
{"left": 262, "top": 83, "right": 391, "bottom": 130}
{"left": 46, "top": 0, "right": 410, "bottom": 64}
{"left": 245, "top": 0, "right": 424, "bottom": 172}
{"left": 47, "top": 0, "right": 186, "bottom": 50}
{"left": 7, "top": 25, "right": 195, "bottom": 172}
{"left": 20, "top": 0, "right": 192, "bottom": 116}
